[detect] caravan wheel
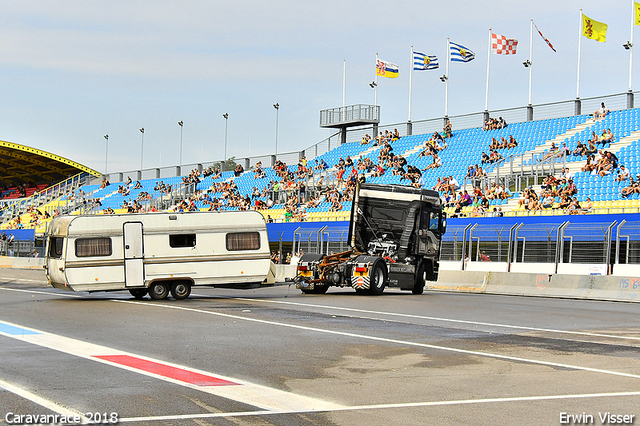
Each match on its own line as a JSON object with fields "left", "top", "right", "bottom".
{"left": 149, "top": 282, "right": 169, "bottom": 300}
{"left": 171, "top": 281, "right": 191, "bottom": 300}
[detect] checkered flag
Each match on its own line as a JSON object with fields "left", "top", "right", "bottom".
{"left": 491, "top": 33, "right": 518, "bottom": 55}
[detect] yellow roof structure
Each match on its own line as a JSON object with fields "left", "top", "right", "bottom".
{"left": 0, "top": 140, "right": 100, "bottom": 186}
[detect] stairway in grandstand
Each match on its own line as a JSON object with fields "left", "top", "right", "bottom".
{"left": 485, "top": 119, "right": 592, "bottom": 179}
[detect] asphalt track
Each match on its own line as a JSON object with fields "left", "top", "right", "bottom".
{"left": 0, "top": 269, "right": 639, "bottom": 426}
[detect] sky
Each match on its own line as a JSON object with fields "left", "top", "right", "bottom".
{"left": 0, "top": 1, "right": 637, "bottom": 175}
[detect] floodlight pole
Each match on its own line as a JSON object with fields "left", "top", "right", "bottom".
{"left": 223, "top": 113, "right": 228, "bottom": 161}
{"left": 103, "top": 134, "right": 109, "bottom": 174}
{"left": 178, "top": 121, "right": 184, "bottom": 169}
{"left": 139, "top": 127, "right": 144, "bottom": 172}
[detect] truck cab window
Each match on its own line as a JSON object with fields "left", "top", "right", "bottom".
{"left": 169, "top": 234, "right": 196, "bottom": 248}
{"left": 429, "top": 212, "right": 439, "bottom": 230}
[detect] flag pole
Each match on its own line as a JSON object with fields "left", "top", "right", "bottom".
{"left": 375, "top": 53, "right": 379, "bottom": 107}
{"left": 629, "top": 0, "right": 635, "bottom": 93}
{"left": 445, "top": 38, "right": 450, "bottom": 118}
{"left": 528, "top": 20, "right": 533, "bottom": 106}
{"left": 343, "top": 59, "right": 346, "bottom": 107}
{"left": 484, "top": 29, "right": 492, "bottom": 114}
{"left": 409, "top": 46, "right": 413, "bottom": 122}
{"left": 577, "top": 9, "right": 582, "bottom": 101}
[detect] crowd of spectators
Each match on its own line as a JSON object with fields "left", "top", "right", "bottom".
{"left": 483, "top": 116, "right": 507, "bottom": 130}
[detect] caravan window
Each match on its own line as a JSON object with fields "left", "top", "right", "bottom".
{"left": 169, "top": 234, "right": 196, "bottom": 248}
{"left": 226, "top": 232, "right": 260, "bottom": 251}
{"left": 75, "top": 238, "right": 112, "bottom": 257}
{"left": 48, "top": 237, "right": 64, "bottom": 259}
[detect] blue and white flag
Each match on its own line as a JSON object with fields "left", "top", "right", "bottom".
{"left": 449, "top": 41, "right": 475, "bottom": 62}
{"left": 413, "top": 51, "right": 439, "bottom": 70}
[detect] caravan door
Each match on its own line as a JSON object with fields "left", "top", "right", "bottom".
{"left": 123, "top": 222, "right": 145, "bottom": 287}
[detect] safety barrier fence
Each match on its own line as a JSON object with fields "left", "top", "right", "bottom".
{"left": 441, "top": 219, "right": 640, "bottom": 275}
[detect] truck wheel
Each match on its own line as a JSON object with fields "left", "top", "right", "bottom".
{"left": 413, "top": 261, "right": 425, "bottom": 295}
{"left": 149, "top": 282, "right": 169, "bottom": 300}
{"left": 129, "top": 289, "right": 148, "bottom": 300}
{"left": 171, "top": 281, "right": 191, "bottom": 300}
{"left": 369, "top": 260, "right": 387, "bottom": 295}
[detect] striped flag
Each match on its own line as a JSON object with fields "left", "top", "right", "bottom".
{"left": 533, "top": 21, "right": 556, "bottom": 52}
{"left": 413, "top": 51, "right": 439, "bottom": 70}
{"left": 376, "top": 58, "right": 399, "bottom": 78}
{"left": 449, "top": 41, "right": 475, "bottom": 62}
{"left": 491, "top": 33, "right": 518, "bottom": 55}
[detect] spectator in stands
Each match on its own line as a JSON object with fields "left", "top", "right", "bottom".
{"left": 234, "top": 163, "right": 244, "bottom": 177}
{"left": 541, "top": 194, "right": 555, "bottom": 209}
{"left": 621, "top": 176, "right": 640, "bottom": 197}
{"left": 567, "top": 197, "right": 582, "bottom": 214}
{"left": 600, "top": 129, "right": 614, "bottom": 146}
{"left": 617, "top": 165, "right": 630, "bottom": 182}
{"left": 392, "top": 129, "right": 400, "bottom": 140}
{"left": 361, "top": 134, "right": 371, "bottom": 145}
{"left": 423, "top": 154, "right": 441, "bottom": 170}
{"left": 542, "top": 142, "right": 558, "bottom": 160}
{"left": 572, "top": 141, "right": 586, "bottom": 157}
{"left": 594, "top": 102, "right": 609, "bottom": 121}
{"left": 444, "top": 120, "right": 452, "bottom": 138}
{"left": 581, "top": 155, "right": 596, "bottom": 173}
{"left": 581, "top": 197, "right": 593, "bottom": 214}
{"left": 507, "top": 135, "right": 518, "bottom": 149}
{"left": 133, "top": 181, "right": 142, "bottom": 190}
{"left": 560, "top": 168, "right": 572, "bottom": 181}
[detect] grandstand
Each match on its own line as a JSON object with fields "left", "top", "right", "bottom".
{"left": 6, "top": 97, "right": 640, "bottom": 236}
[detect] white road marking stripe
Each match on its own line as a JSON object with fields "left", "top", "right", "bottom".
{"left": 0, "top": 320, "right": 343, "bottom": 412}
{"left": 115, "top": 299, "right": 640, "bottom": 380}
{"left": 0, "top": 287, "right": 83, "bottom": 298}
{"left": 118, "top": 390, "right": 640, "bottom": 422}
{"left": 231, "top": 297, "right": 640, "bottom": 342}
{"left": 5, "top": 286, "right": 639, "bottom": 343}
{"left": 0, "top": 378, "right": 89, "bottom": 423}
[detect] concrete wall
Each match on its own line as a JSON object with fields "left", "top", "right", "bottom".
{"left": 428, "top": 270, "right": 640, "bottom": 303}
{"left": 0, "top": 256, "right": 44, "bottom": 270}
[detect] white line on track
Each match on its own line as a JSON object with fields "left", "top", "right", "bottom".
{"left": 5, "top": 286, "right": 640, "bottom": 343}
{"left": 0, "top": 287, "right": 84, "bottom": 298}
{"left": 229, "top": 297, "right": 640, "bottom": 342}
{"left": 0, "top": 319, "right": 343, "bottom": 413}
{"left": 3, "top": 286, "right": 640, "bottom": 377}
{"left": 0, "top": 378, "right": 89, "bottom": 423}
{"left": 118, "top": 390, "right": 640, "bottom": 423}
{"left": 114, "top": 299, "right": 640, "bottom": 380}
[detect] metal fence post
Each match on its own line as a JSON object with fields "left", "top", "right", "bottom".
{"left": 615, "top": 220, "right": 626, "bottom": 265}
{"left": 606, "top": 220, "right": 617, "bottom": 275}
{"left": 555, "top": 221, "right": 570, "bottom": 274}
{"left": 460, "top": 224, "right": 472, "bottom": 270}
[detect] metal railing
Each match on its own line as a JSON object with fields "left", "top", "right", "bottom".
{"left": 94, "top": 92, "right": 636, "bottom": 186}
{"left": 442, "top": 219, "right": 639, "bottom": 274}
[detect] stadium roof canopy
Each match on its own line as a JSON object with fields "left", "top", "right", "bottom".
{"left": 0, "top": 140, "right": 101, "bottom": 187}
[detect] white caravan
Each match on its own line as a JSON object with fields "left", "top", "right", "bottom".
{"left": 44, "top": 211, "right": 276, "bottom": 300}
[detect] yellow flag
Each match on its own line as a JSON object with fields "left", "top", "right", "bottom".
{"left": 635, "top": 1, "right": 640, "bottom": 25}
{"left": 582, "top": 13, "right": 607, "bottom": 42}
